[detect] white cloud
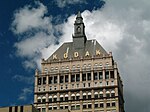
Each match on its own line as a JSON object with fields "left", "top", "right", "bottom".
{"left": 12, "top": 75, "right": 34, "bottom": 84}
{"left": 11, "top": 1, "right": 52, "bottom": 34}
{"left": 11, "top": 2, "right": 56, "bottom": 70}
{"left": 18, "top": 87, "right": 32, "bottom": 101}
{"left": 55, "top": 0, "right": 87, "bottom": 8}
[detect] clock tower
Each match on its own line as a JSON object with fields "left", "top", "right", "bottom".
{"left": 73, "top": 11, "right": 87, "bottom": 49}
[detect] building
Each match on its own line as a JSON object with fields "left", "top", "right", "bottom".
{"left": 34, "top": 12, "right": 125, "bottom": 112}
{"left": 0, "top": 104, "right": 38, "bottom": 112}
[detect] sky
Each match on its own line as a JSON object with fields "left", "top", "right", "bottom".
{"left": 0, "top": 0, "right": 150, "bottom": 111}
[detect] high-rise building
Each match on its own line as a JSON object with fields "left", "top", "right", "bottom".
{"left": 34, "top": 12, "right": 125, "bottom": 112}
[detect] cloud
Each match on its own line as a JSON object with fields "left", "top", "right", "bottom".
{"left": 12, "top": 75, "right": 34, "bottom": 85}
{"left": 11, "top": 1, "right": 57, "bottom": 70}
{"left": 55, "top": 0, "right": 87, "bottom": 8}
{"left": 18, "top": 87, "right": 32, "bottom": 101}
{"left": 11, "top": 1, "right": 52, "bottom": 34}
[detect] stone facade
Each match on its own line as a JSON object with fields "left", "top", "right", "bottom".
{"left": 34, "top": 12, "right": 125, "bottom": 112}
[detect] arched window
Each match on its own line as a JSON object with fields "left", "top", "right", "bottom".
{"left": 71, "top": 94, "right": 75, "bottom": 100}
{"left": 37, "top": 96, "right": 41, "bottom": 103}
{"left": 42, "top": 96, "right": 46, "bottom": 103}
{"left": 99, "top": 91, "right": 103, "bottom": 98}
{"left": 76, "top": 93, "right": 80, "bottom": 100}
{"left": 65, "top": 94, "right": 68, "bottom": 101}
{"left": 53, "top": 95, "right": 57, "bottom": 102}
{"left": 49, "top": 96, "right": 52, "bottom": 102}
{"left": 88, "top": 92, "right": 91, "bottom": 99}
{"left": 83, "top": 93, "right": 86, "bottom": 99}
{"left": 106, "top": 91, "right": 110, "bottom": 98}
{"left": 60, "top": 94, "right": 63, "bottom": 101}
{"left": 94, "top": 92, "right": 98, "bottom": 98}
{"left": 111, "top": 90, "right": 115, "bottom": 97}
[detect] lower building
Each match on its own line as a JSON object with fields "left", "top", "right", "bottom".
{"left": 0, "top": 104, "right": 38, "bottom": 112}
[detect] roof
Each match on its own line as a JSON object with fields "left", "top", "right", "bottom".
{"left": 46, "top": 39, "right": 108, "bottom": 61}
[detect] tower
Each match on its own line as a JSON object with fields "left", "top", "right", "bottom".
{"left": 34, "top": 12, "right": 125, "bottom": 112}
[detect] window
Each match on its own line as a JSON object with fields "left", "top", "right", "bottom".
{"left": 71, "top": 75, "right": 75, "bottom": 82}
{"left": 76, "top": 105, "right": 80, "bottom": 110}
{"left": 49, "top": 77, "right": 52, "bottom": 84}
{"left": 99, "top": 92, "right": 103, "bottom": 98}
{"left": 42, "top": 108, "right": 46, "bottom": 112}
{"left": 88, "top": 95, "right": 91, "bottom": 99}
{"left": 65, "top": 94, "right": 68, "bottom": 101}
{"left": 76, "top": 84, "right": 79, "bottom": 88}
{"left": 49, "top": 97, "right": 52, "bottom": 102}
{"left": 106, "top": 81, "right": 109, "bottom": 86}
{"left": 76, "top": 96, "right": 80, "bottom": 100}
{"left": 60, "top": 106, "right": 63, "bottom": 109}
{"left": 38, "top": 99, "right": 41, "bottom": 103}
{"left": 88, "top": 83, "right": 90, "bottom": 87}
{"left": 49, "top": 86, "right": 52, "bottom": 90}
{"left": 100, "top": 82, "right": 102, "bottom": 86}
{"left": 54, "top": 86, "right": 57, "bottom": 90}
{"left": 60, "top": 76, "right": 64, "bottom": 83}
{"left": 38, "top": 87, "right": 41, "bottom": 91}
{"left": 42, "top": 96, "right": 46, "bottom": 103}
{"left": 65, "top": 75, "right": 68, "bottom": 82}
{"left": 100, "top": 103, "right": 104, "bottom": 108}
{"left": 60, "top": 95, "right": 63, "bottom": 101}
{"left": 105, "top": 71, "right": 109, "bottom": 79}
{"left": 60, "top": 85, "right": 63, "bottom": 90}
{"left": 71, "top": 106, "right": 75, "bottom": 110}
{"left": 20, "top": 106, "right": 23, "bottom": 112}
{"left": 15, "top": 106, "right": 18, "bottom": 112}
{"left": 99, "top": 72, "right": 103, "bottom": 79}
{"left": 71, "top": 94, "right": 75, "bottom": 100}
{"left": 106, "top": 103, "right": 110, "bottom": 107}
{"left": 106, "top": 91, "right": 110, "bottom": 98}
{"left": 9, "top": 107, "right": 12, "bottom": 112}
{"left": 110, "top": 71, "right": 114, "bottom": 78}
{"left": 94, "top": 72, "right": 98, "bottom": 80}
{"left": 38, "top": 78, "right": 41, "bottom": 85}
{"left": 88, "top": 104, "right": 92, "bottom": 108}
{"left": 82, "top": 73, "right": 86, "bottom": 81}
{"left": 37, "top": 108, "right": 40, "bottom": 112}
{"left": 43, "top": 77, "right": 46, "bottom": 84}
{"left": 65, "top": 85, "right": 68, "bottom": 89}
{"left": 111, "top": 90, "right": 115, "bottom": 97}
{"left": 83, "top": 83, "right": 86, "bottom": 87}
{"left": 65, "top": 106, "right": 68, "bottom": 109}
{"left": 94, "top": 92, "right": 98, "bottom": 98}
{"left": 54, "top": 76, "right": 57, "bottom": 83}
{"left": 112, "top": 102, "right": 116, "bottom": 107}
{"left": 83, "top": 105, "right": 86, "bottom": 109}
{"left": 53, "top": 97, "right": 57, "bottom": 102}
{"left": 83, "top": 93, "right": 86, "bottom": 99}
{"left": 76, "top": 74, "right": 80, "bottom": 82}
{"left": 95, "top": 104, "right": 98, "bottom": 108}
{"left": 94, "top": 94, "right": 98, "bottom": 98}
{"left": 53, "top": 107, "right": 57, "bottom": 110}
{"left": 48, "top": 107, "right": 52, "bottom": 110}
{"left": 87, "top": 73, "right": 91, "bottom": 80}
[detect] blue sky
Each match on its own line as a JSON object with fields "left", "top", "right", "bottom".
{"left": 0, "top": 0, "right": 150, "bottom": 112}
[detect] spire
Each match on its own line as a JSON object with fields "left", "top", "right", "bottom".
{"left": 77, "top": 11, "right": 82, "bottom": 18}
{"left": 73, "top": 11, "right": 87, "bottom": 49}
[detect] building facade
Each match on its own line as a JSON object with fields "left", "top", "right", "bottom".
{"left": 34, "top": 12, "right": 125, "bottom": 112}
{"left": 0, "top": 104, "right": 38, "bottom": 112}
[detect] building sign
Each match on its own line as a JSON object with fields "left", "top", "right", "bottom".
{"left": 53, "top": 50, "right": 101, "bottom": 60}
